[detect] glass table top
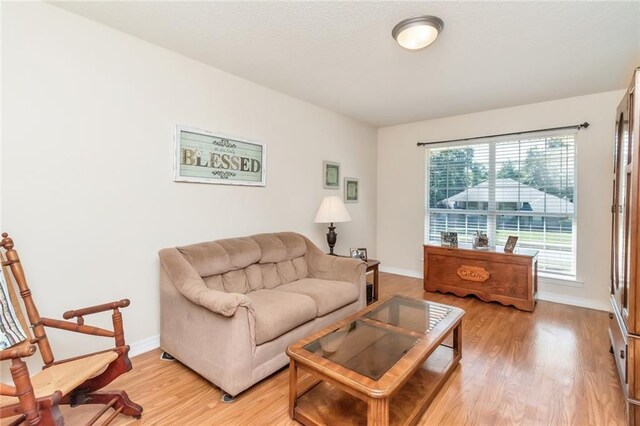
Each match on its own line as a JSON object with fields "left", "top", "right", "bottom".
{"left": 365, "top": 296, "right": 452, "bottom": 334}
{"left": 302, "top": 296, "right": 454, "bottom": 380}
{"left": 303, "top": 320, "right": 418, "bottom": 380}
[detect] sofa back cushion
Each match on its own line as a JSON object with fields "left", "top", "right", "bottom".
{"left": 201, "top": 265, "right": 263, "bottom": 294}
{"left": 180, "top": 232, "right": 310, "bottom": 294}
{"left": 254, "top": 232, "right": 308, "bottom": 288}
{"left": 178, "top": 237, "right": 260, "bottom": 277}
{"left": 252, "top": 234, "right": 287, "bottom": 263}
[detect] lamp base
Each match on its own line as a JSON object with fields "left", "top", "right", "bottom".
{"left": 326, "top": 223, "right": 337, "bottom": 255}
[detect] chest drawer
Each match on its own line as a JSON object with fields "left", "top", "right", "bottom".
{"left": 609, "top": 306, "right": 628, "bottom": 396}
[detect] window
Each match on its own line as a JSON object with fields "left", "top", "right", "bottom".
{"left": 425, "top": 132, "right": 576, "bottom": 277}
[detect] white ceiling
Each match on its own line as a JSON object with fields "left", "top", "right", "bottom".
{"left": 52, "top": 1, "right": 640, "bottom": 127}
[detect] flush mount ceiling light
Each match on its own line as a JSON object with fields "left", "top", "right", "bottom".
{"left": 392, "top": 16, "right": 444, "bottom": 50}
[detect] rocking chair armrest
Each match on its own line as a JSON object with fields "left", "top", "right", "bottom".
{"left": 41, "top": 317, "right": 114, "bottom": 338}
{"left": 63, "top": 299, "right": 130, "bottom": 320}
{"left": 0, "top": 383, "right": 20, "bottom": 397}
{"left": 0, "top": 341, "right": 36, "bottom": 361}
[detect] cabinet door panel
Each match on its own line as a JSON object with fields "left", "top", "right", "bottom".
{"left": 613, "top": 98, "right": 630, "bottom": 320}
{"left": 629, "top": 75, "right": 640, "bottom": 334}
{"left": 613, "top": 109, "right": 621, "bottom": 298}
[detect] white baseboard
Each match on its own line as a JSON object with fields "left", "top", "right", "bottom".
{"left": 129, "top": 334, "right": 160, "bottom": 357}
{"left": 380, "top": 265, "right": 610, "bottom": 312}
{"left": 379, "top": 266, "right": 422, "bottom": 279}
{"left": 537, "top": 292, "right": 610, "bottom": 312}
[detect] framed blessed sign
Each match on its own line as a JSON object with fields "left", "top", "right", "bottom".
{"left": 174, "top": 126, "right": 266, "bottom": 186}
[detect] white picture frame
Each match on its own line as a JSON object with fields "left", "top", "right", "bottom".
{"left": 344, "top": 177, "right": 359, "bottom": 203}
{"left": 323, "top": 161, "right": 340, "bottom": 189}
{"left": 174, "top": 125, "right": 267, "bottom": 186}
{"left": 349, "top": 247, "right": 368, "bottom": 261}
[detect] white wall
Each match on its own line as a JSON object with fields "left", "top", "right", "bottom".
{"left": 377, "top": 90, "right": 625, "bottom": 311}
{"left": 1, "top": 1, "right": 377, "bottom": 367}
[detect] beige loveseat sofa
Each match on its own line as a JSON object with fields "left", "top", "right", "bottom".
{"left": 159, "top": 232, "right": 366, "bottom": 397}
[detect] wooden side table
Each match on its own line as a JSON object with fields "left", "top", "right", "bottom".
{"left": 365, "top": 259, "right": 380, "bottom": 305}
{"left": 334, "top": 255, "right": 380, "bottom": 305}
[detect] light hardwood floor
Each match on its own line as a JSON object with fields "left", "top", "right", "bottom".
{"left": 60, "top": 273, "right": 625, "bottom": 425}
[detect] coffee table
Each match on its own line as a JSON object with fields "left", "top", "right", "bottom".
{"left": 286, "top": 295, "right": 464, "bottom": 425}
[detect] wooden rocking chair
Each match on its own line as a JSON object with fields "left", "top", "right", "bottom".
{"left": 0, "top": 233, "right": 143, "bottom": 425}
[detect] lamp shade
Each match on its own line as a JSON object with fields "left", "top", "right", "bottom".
{"left": 314, "top": 196, "right": 351, "bottom": 224}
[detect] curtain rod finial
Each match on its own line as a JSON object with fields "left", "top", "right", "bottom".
{"left": 581, "top": 122, "right": 590, "bottom": 129}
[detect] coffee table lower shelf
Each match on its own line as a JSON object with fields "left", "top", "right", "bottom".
{"left": 292, "top": 344, "right": 459, "bottom": 426}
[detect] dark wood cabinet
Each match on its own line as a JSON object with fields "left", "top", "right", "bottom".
{"left": 609, "top": 68, "right": 640, "bottom": 422}
{"left": 423, "top": 244, "right": 538, "bottom": 311}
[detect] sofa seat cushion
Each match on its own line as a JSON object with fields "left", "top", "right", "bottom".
{"left": 274, "top": 278, "right": 358, "bottom": 317}
{"left": 246, "top": 289, "right": 317, "bottom": 345}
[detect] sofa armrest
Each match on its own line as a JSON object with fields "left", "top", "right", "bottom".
{"left": 158, "top": 248, "right": 252, "bottom": 317}
{"left": 188, "top": 286, "right": 251, "bottom": 317}
{"left": 303, "top": 238, "right": 366, "bottom": 286}
{"left": 160, "top": 272, "right": 256, "bottom": 395}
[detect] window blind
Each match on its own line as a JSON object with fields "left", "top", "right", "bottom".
{"left": 425, "top": 133, "right": 576, "bottom": 276}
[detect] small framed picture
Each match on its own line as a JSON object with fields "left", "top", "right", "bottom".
{"left": 504, "top": 236, "right": 519, "bottom": 253}
{"left": 344, "top": 177, "right": 359, "bottom": 203}
{"left": 350, "top": 248, "right": 368, "bottom": 261}
{"left": 323, "top": 161, "right": 340, "bottom": 189}
{"left": 440, "top": 232, "right": 458, "bottom": 248}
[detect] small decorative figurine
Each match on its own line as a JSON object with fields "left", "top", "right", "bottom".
{"left": 472, "top": 231, "right": 489, "bottom": 249}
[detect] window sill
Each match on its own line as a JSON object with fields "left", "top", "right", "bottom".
{"left": 539, "top": 273, "right": 583, "bottom": 288}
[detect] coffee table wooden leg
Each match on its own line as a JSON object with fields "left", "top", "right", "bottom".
{"left": 453, "top": 321, "right": 462, "bottom": 356}
{"left": 367, "top": 397, "right": 389, "bottom": 425}
{"left": 289, "top": 359, "right": 297, "bottom": 418}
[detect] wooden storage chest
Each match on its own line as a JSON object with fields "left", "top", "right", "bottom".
{"left": 423, "top": 244, "right": 538, "bottom": 311}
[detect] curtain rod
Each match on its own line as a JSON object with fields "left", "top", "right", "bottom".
{"left": 416, "top": 122, "right": 590, "bottom": 147}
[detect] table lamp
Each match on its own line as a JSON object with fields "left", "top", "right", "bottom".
{"left": 314, "top": 196, "right": 351, "bottom": 255}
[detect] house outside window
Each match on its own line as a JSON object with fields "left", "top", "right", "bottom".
{"left": 425, "top": 132, "right": 576, "bottom": 277}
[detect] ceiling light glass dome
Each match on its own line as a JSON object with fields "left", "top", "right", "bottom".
{"left": 392, "top": 16, "right": 444, "bottom": 50}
